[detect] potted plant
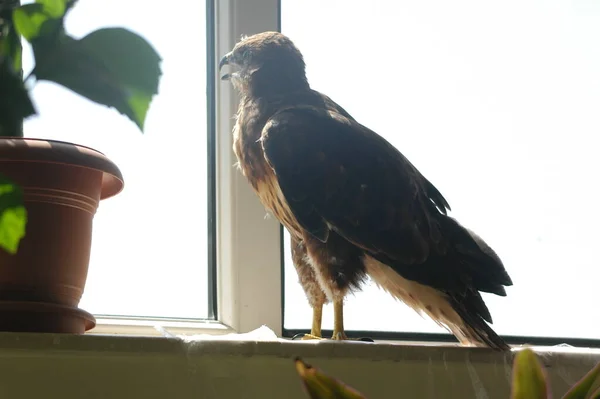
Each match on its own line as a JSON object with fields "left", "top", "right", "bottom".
{"left": 0, "top": 0, "right": 161, "bottom": 333}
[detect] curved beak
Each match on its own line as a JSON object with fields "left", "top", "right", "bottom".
{"left": 219, "top": 52, "right": 232, "bottom": 80}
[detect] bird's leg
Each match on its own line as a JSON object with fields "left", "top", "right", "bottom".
{"left": 290, "top": 233, "right": 374, "bottom": 343}
{"left": 300, "top": 302, "right": 324, "bottom": 340}
{"left": 311, "top": 302, "right": 323, "bottom": 337}
{"left": 331, "top": 297, "right": 348, "bottom": 340}
{"left": 289, "top": 234, "right": 328, "bottom": 341}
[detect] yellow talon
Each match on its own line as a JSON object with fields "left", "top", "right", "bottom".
{"left": 298, "top": 304, "right": 324, "bottom": 340}
{"left": 300, "top": 334, "right": 324, "bottom": 340}
{"left": 293, "top": 299, "right": 373, "bottom": 342}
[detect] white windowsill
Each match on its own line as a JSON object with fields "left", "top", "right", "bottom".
{"left": 87, "top": 317, "right": 235, "bottom": 336}
{"left": 0, "top": 327, "right": 598, "bottom": 398}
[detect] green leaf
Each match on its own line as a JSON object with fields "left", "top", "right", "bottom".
{"left": 511, "top": 348, "right": 550, "bottom": 399}
{"left": 13, "top": 0, "right": 160, "bottom": 131}
{"left": 12, "top": 3, "right": 48, "bottom": 41}
{"left": 31, "top": 36, "right": 143, "bottom": 130}
{"left": 35, "top": 0, "right": 69, "bottom": 18}
{"left": 563, "top": 362, "right": 600, "bottom": 399}
{"left": 79, "top": 28, "right": 162, "bottom": 95}
{"left": 0, "top": 175, "right": 27, "bottom": 255}
{"left": 126, "top": 88, "right": 153, "bottom": 131}
{"left": 589, "top": 386, "right": 600, "bottom": 399}
{"left": 30, "top": 28, "right": 162, "bottom": 131}
{"left": 12, "top": 0, "right": 74, "bottom": 42}
{"left": 295, "top": 358, "right": 366, "bottom": 399}
{"left": 0, "top": 55, "right": 36, "bottom": 136}
{"left": 0, "top": 6, "right": 23, "bottom": 71}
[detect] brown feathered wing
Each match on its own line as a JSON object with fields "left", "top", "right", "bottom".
{"left": 261, "top": 104, "right": 513, "bottom": 350}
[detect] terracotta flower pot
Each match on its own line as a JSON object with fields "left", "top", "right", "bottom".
{"left": 0, "top": 138, "right": 123, "bottom": 333}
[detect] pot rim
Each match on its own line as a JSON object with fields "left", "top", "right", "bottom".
{"left": 0, "top": 137, "right": 125, "bottom": 200}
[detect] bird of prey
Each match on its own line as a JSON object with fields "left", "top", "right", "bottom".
{"left": 219, "top": 31, "right": 513, "bottom": 350}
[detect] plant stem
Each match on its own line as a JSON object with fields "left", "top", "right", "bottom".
{"left": 0, "top": 1, "right": 19, "bottom": 12}
{"left": 0, "top": 0, "right": 24, "bottom": 138}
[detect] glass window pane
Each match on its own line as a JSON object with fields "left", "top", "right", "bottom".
{"left": 21, "top": 0, "right": 210, "bottom": 319}
{"left": 281, "top": 0, "right": 599, "bottom": 339}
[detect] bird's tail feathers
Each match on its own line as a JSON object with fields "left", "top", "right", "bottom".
{"left": 439, "top": 216, "right": 513, "bottom": 296}
{"left": 448, "top": 293, "right": 511, "bottom": 351}
{"left": 433, "top": 216, "right": 512, "bottom": 351}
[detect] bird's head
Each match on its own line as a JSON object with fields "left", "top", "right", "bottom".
{"left": 219, "top": 31, "right": 308, "bottom": 97}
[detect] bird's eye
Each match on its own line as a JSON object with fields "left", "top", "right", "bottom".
{"left": 242, "top": 50, "right": 251, "bottom": 60}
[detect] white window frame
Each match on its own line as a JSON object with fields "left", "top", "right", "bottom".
{"left": 89, "top": 0, "right": 283, "bottom": 337}
{"left": 212, "top": 0, "right": 282, "bottom": 336}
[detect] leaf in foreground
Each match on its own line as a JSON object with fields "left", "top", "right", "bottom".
{"left": 0, "top": 177, "right": 27, "bottom": 255}
{"left": 563, "top": 362, "right": 600, "bottom": 399}
{"left": 510, "top": 348, "right": 550, "bottom": 399}
{"left": 295, "top": 357, "right": 366, "bottom": 399}
{"left": 30, "top": 27, "right": 162, "bottom": 132}
{"left": 12, "top": 0, "right": 75, "bottom": 41}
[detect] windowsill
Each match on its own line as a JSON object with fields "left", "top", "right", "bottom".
{"left": 87, "top": 316, "right": 235, "bottom": 336}
{"left": 0, "top": 327, "right": 598, "bottom": 398}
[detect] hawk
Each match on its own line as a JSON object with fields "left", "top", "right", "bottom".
{"left": 219, "top": 31, "right": 513, "bottom": 350}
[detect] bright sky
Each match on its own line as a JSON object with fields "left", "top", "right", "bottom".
{"left": 21, "top": 0, "right": 208, "bottom": 318}
{"left": 282, "top": 0, "right": 600, "bottom": 339}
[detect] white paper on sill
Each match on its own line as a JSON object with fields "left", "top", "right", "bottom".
{"left": 171, "top": 324, "right": 284, "bottom": 343}
{"left": 169, "top": 325, "right": 375, "bottom": 344}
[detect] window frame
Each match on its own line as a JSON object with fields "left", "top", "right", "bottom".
{"left": 212, "top": 0, "right": 283, "bottom": 336}
{"left": 89, "top": 0, "right": 283, "bottom": 337}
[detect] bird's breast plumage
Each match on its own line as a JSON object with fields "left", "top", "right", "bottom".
{"left": 233, "top": 99, "right": 305, "bottom": 239}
